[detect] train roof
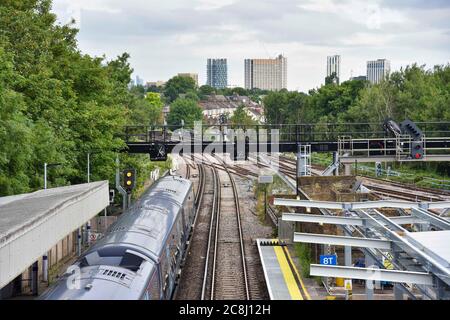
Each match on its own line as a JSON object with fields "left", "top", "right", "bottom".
{"left": 42, "top": 263, "right": 155, "bottom": 300}
{"left": 88, "top": 175, "right": 192, "bottom": 260}
{"left": 144, "top": 175, "right": 192, "bottom": 206}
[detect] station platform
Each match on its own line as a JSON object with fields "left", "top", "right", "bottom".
{"left": 0, "top": 181, "right": 109, "bottom": 292}
{"left": 256, "top": 239, "right": 311, "bottom": 300}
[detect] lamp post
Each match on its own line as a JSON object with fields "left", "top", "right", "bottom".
{"left": 87, "top": 153, "right": 90, "bottom": 183}
{"left": 87, "top": 150, "right": 101, "bottom": 183}
{"left": 44, "top": 163, "right": 62, "bottom": 189}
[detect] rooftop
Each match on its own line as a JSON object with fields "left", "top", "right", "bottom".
{"left": 0, "top": 181, "right": 109, "bottom": 289}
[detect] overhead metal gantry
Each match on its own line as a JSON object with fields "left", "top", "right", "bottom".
{"left": 275, "top": 197, "right": 450, "bottom": 299}
{"left": 120, "top": 122, "right": 450, "bottom": 162}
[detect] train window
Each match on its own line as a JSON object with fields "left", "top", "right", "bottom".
{"left": 119, "top": 252, "right": 144, "bottom": 271}
{"left": 80, "top": 247, "right": 146, "bottom": 272}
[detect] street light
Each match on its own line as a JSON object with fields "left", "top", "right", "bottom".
{"left": 87, "top": 150, "right": 102, "bottom": 183}
{"left": 44, "top": 163, "right": 62, "bottom": 189}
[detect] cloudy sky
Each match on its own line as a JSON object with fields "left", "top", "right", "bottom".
{"left": 52, "top": 0, "right": 450, "bottom": 91}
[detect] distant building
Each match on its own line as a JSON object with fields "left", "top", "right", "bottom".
{"left": 367, "top": 59, "right": 391, "bottom": 84}
{"left": 244, "top": 54, "right": 287, "bottom": 91}
{"left": 326, "top": 55, "right": 341, "bottom": 84}
{"left": 199, "top": 94, "right": 264, "bottom": 124}
{"left": 207, "top": 59, "right": 228, "bottom": 89}
{"left": 135, "top": 75, "right": 144, "bottom": 86}
{"left": 178, "top": 73, "right": 199, "bottom": 86}
{"left": 146, "top": 80, "right": 166, "bottom": 88}
{"left": 350, "top": 75, "right": 367, "bottom": 81}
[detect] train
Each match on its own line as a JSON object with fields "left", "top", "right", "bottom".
{"left": 42, "top": 175, "right": 194, "bottom": 300}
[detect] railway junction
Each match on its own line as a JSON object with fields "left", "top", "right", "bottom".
{"left": 1, "top": 120, "right": 450, "bottom": 300}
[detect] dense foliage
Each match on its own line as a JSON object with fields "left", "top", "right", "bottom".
{"left": 264, "top": 64, "right": 450, "bottom": 125}
{"left": 230, "top": 104, "right": 257, "bottom": 127}
{"left": 263, "top": 64, "right": 450, "bottom": 176}
{"left": 163, "top": 75, "right": 197, "bottom": 103}
{"left": 167, "top": 98, "right": 203, "bottom": 128}
{"left": 0, "top": 0, "right": 164, "bottom": 196}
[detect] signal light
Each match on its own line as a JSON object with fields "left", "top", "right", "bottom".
{"left": 123, "top": 168, "right": 136, "bottom": 193}
{"left": 410, "top": 141, "right": 424, "bottom": 160}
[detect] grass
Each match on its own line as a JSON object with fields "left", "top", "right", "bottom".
{"left": 311, "top": 152, "right": 333, "bottom": 167}
{"left": 254, "top": 184, "right": 267, "bottom": 224}
{"left": 354, "top": 162, "right": 450, "bottom": 190}
{"left": 311, "top": 151, "right": 450, "bottom": 190}
{"left": 294, "top": 242, "right": 312, "bottom": 278}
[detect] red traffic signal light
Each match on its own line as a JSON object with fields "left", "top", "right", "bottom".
{"left": 410, "top": 141, "right": 424, "bottom": 160}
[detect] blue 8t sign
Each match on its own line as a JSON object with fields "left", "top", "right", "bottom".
{"left": 320, "top": 255, "right": 337, "bottom": 265}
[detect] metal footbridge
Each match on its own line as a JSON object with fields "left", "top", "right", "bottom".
{"left": 120, "top": 121, "right": 450, "bottom": 163}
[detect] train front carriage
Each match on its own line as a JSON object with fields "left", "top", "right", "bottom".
{"left": 42, "top": 176, "right": 194, "bottom": 300}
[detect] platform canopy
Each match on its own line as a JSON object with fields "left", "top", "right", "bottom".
{"left": 0, "top": 181, "right": 109, "bottom": 289}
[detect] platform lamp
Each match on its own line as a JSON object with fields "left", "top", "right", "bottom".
{"left": 87, "top": 150, "right": 102, "bottom": 183}
{"left": 44, "top": 162, "right": 62, "bottom": 189}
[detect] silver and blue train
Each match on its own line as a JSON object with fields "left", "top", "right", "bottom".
{"left": 43, "top": 175, "right": 194, "bottom": 300}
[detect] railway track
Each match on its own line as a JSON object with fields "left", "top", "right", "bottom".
{"left": 174, "top": 164, "right": 217, "bottom": 300}
{"left": 176, "top": 154, "right": 272, "bottom": 300}
{"left": 201, "top": 157, "right": 250, "bottom": 300}
{"left": 361, "top": 176, "right": 450, "bottom": 198}
{"left": 263, "top": 153, "right": 450, "bottom": 203}
{"left": 218, "top": 156, "right": 268, "bottom": 300}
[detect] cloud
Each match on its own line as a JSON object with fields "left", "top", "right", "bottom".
{"left": 195, "top": 0, "right": 238, "bottom": 11}
{"left": 381, "top": 0, "right": 450, "bottom": 9}
{"left": 51, "top": 0, "right": 450, "bottom": 91}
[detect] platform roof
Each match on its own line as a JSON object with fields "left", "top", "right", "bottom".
{"left": 407, "top": 230, "right": 450, "bottom": 269}
{"left": 0, "top": 181, "right": 109, "bottom": 289}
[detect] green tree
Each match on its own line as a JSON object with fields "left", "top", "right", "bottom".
{"left": 163, "top": 75, "right": 196, "bottom": 103}
{"left": 184, "top": 89, "right": 200, "bottom": 102}
{"left": 325, "top": 72, "right": 339, "bottom": 85}
{"left": 0, "top": 46, "right": 33, "bottom": 195}
{"left": 230, "top": 105, "right": 256, "bottom": 126}
{"left": 263, "top": 90, "right": 311, "bottom": 124}
{"left": 167, "top": 98, "right": 203, "bottom": 128}
{"left": 198, "top": 85, "right": 215, "bottom": 98}
{"left": 0, "top": 0, "right": 156, "bottom": 196}
{"left": 145, "top": 92, "right": 164, "bottom": 125}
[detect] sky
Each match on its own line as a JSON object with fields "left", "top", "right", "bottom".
{"left": 52, "top": 0, "right": 450, "bottom": 91}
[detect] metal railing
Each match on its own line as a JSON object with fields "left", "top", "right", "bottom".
{"left": 121, "top": 122, "right": 450, "bottom": 144}
{"left": 338, "top": 135, "right": 450, "bottom": 159}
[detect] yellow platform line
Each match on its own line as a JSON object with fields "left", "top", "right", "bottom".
{"left": 282, "top": 246, "right": 312, "bottom": 300}
{"left": 273, "top": 246, "right": 303, "bottom": 300}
